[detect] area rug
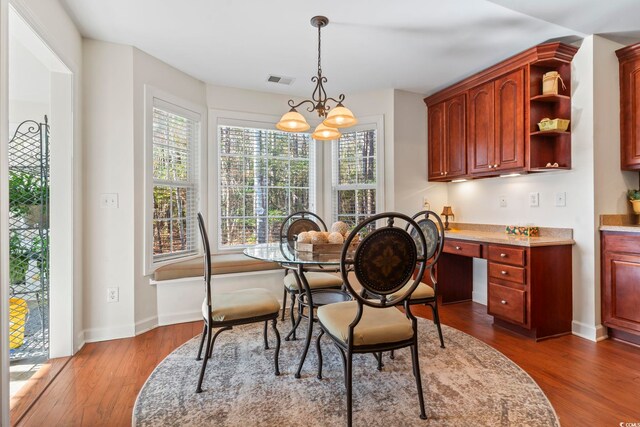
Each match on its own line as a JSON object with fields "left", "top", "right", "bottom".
{"left": 133, "top": 318, "right": 559, "bottom": 426}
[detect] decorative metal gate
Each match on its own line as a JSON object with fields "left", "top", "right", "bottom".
{"left": 8, "top": 116, "right": 50, "bottom": 361}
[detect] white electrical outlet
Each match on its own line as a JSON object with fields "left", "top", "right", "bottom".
{"left": 499, "top": 195, "right": 507, "bottom": 208}
{"left": 555, "top": 191, "right": 566, "bottom": 207}
{"left": 529, "top": 192, "right": 539, "bottom": 207}
{"left": 100, "top": 193, "right": 119, "bottom": 208}
{"left": 107, "top": 287, "right": 119, "bottom": 303}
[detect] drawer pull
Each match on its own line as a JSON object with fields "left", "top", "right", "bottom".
{"left": 500, "top": 253, "right": 507, "bottom": 258}
{"left": 455, "top": 246, "right": 461, "bottom": 250}
{"left": 501, "top": 270, "right": 508, "bottom": 275}
{"left": 500, "top": 300, "right": 507, "bottom": 305}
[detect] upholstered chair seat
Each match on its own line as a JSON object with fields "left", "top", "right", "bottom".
{"left": 283, "top": 272, "right": 343, "bottom": 291}
{"left": 389, "top": 282, "right": 435, "bottom": 301}
{"left": 317, "top": 301, "right": 413, "bottom": 346}
{"left": 202, "top": 289, "right": 280, "bottom": 323}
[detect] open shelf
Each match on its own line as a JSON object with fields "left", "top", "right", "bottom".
{"left": 528, "top": 166, "right": 570, "bottom": 172}
{"left": 530, "top": 94, "right": 570, "bottom": 103}
{"left": 530, "top": 130, "right": 570, "bottom": 136}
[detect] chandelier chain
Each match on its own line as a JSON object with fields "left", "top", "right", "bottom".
{"left": 317, "top": 24, "right": 322, "bottom": 75}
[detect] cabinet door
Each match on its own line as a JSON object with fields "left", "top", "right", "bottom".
{"left": 494, "top": 69, "right": 525, "bottom": 171}
{"left": 445, "top": 94, "right": 467, "bottom": 178}
{"left": 428, "top": 101, "right": 446, "bottom": 180}
{"left": 620, "top": 58, "right": 640, "bottom": 170}
{"left": 603, "top": 251, "right": 640, "bottom": 333}
{"left": 468, "top": 81, "right": 495, "bottom": 174}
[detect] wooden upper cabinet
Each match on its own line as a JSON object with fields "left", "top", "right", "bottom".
{"left": 427, "top": 94, "right": 466, "bottom": 181}
{"left": 617, "top": 43, "right": 640, "bottom": 170}
{"left": 445, "top": 94, "right": 467, "bottom": 178}
{"left": 468, "top": 81, "right": 495, "bottom": 174}
{"left": 425, "top": 43, "right": 577, "bottom": 181}
{"left": 427, "top": 102, "right": 446, "bottom": 180}
{"left": 494, "top": 69, "right": 525, "bottom": 171}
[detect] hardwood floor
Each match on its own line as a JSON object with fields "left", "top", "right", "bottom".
{"left": 14, "top": 302, "right": 640, "bottom": 426}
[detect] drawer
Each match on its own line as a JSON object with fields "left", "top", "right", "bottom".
{"left": 488, "top": 245, "right": 525, "bottom": 266}
{"left": 443, "top": 240, "right": 482, "bottom": 258}
{"left": 488, "top": 283, "right": 526, "bottom": 324}
{"left": 488, "top": 262, "right": 525, "bottom": 284}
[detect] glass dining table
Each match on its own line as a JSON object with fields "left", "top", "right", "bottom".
{"left": 244, "top": 242, "right": 352, "bottom": 378}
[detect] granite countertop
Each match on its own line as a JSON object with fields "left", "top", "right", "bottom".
{"left": 599, "top": 214, "right": 640, "bottom": 233}
{"left": 444, "top": 223, "right": 574, "bottom": 247}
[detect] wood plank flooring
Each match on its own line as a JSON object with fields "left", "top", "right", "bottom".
{"left": 14, "top": 302, "right": 640, "bottom": 426}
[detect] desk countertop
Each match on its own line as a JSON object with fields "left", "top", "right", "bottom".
{"left": 444, "top": 223, "right": 574, "bottom": 247}
{"left": 599, "top": 214, "right": 640, "bottom": 233}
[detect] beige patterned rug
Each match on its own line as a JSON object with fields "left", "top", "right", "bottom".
{"left": 133, "top": 318, "right": 558, "bottom": 426}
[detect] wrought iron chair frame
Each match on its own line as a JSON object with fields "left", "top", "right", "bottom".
{"left": 404, "top": 210, "right": 446, "bottom": 348}
{"left": 278, "top": 211, "right": 342, "bottom": 340}
{"left": 316, "top": 212, "right": 430, "bottom": 425}
{"left": 195, "top": 213, "right": 281, "bottom": 393}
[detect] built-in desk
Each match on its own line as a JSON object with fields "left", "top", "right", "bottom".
{"left": 438, "top": 224, "right": 574, "bottom": 340}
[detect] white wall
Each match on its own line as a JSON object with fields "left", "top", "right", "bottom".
{"left": 82, "top": 39, "right": 206, "bottom": 341}
{"left": 132, "top": 48, "right": 206, "bottom": 334}
{"left": 393, "top": 89, "right": 448, "bottom": 216}
{"left": 82, "top": 40, "right": 135, "bottom": 341}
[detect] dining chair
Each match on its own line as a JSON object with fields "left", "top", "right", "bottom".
{"left": 195, "top": 213, "right": 281, "bottom": 393}
{"left": 392, "top": 210, "right": 446, "bottom": 348}
{"left": 279, "top": 211, "right": 343, "bottom": 339}
{"left": 315, "top": 212, "right": 432, "bottom": 425}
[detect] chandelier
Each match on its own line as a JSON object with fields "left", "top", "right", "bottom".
{"left": 276, "top": 16, "right": 357, "bottom": 140}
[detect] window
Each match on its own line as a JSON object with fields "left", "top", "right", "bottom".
{"left": 217, "top": 125, "right": 315, "bottom": 249}
{"left": 150, "top": 98, "right": 201, "bottom": 263}
{"left": 332, "top": 127, "right": 380, "bottom": 228}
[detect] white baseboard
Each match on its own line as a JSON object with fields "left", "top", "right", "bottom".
{"left": 571, "top": 321, "right": 607, "bottom": 342}
{"left": 472, "top": 291, "right": 487, "bottom": 306}
{"left": 83, "top": 324, "right": 135, "bottom": 343}
{"left": 135, "top": 315, "right": 159, "bottom": 335}
{"left": 158, "top": 309, "right": 202, "bottom": 326}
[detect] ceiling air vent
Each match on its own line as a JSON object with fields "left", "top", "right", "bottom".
{"left": 267, "top": 75, "right": 294, "bottom": 85}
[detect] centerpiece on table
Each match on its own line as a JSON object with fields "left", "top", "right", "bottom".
{"left": 294, "top": 221, "right": 359, "bottom": 253}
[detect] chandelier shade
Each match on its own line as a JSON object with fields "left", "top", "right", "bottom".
{"left": 277, "top": 16, "right": 357, "bottom": 139}
{"left": 323, "top": 105, "right": 358, "bottom": 128}
{"left": 276, "top": 109, "right": 310, "bottom": 132}
{"left": 312, "top": 123, "right": 341, "bottom": 141}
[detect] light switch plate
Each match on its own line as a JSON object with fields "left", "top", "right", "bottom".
{"left": 100, "top": 193, "right": 119, "bottom": 208}
{"left": 529, "top": 192, "right": 539, "bottom": 207}
{"left": 499, "top": 195, "right": 507, "bottom": 208}
{"left": 555, "top": 192, "right": 566, "bottom": 207}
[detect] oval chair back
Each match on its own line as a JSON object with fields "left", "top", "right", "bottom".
{"left": 407, "top": 210, "right": 445, "bottom": 287}
{"left": 279, "top": 211, "right": 327, "bottom": 243}
{"left": 341, "top": 212, "right": 428, "bottom": 311}
{"left": 197, "top": 212, "right": 213, "bottom": 318}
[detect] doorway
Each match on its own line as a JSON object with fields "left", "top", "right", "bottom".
{"left": 7, "top": 4, "right": 74, "bottom": 403}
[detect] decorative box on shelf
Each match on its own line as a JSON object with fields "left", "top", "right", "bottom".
{"left": 505, "top": 225, "right": 539, "bottom": 237}
{"left": 537, "top": 118, "right": 570, "bottom": 132}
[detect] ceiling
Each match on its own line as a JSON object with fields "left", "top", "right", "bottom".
{"left": 60, "top": 0, "right": 640, "bottom": 97}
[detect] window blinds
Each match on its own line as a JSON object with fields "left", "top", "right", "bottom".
{"left": 152, "top": 106, "right": 199, "bottom": 260}
{"left": 218, "top": 126, "right": 315, "bottom": 248}
{"left": 332, "top": 129, "right": 377, "bottom": 227}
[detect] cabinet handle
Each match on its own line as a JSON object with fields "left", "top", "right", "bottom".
{"left": 444, "top": 171, "right": 448, "bottom": 175}
{"left": 440, "top": 172, "right": 444, "bottom": 176}
{"left": 488, "top": 165, "right": 493, "bottom": 169}
{"left": 494, "top": 164, "right": 499, "bottom": 168}
{"left": 500, "top": 300, "right": 507, "bottom": 305}
{"left": 501, "top": 270, "right": 508, "bottom": 275}
{"left": 455, "top": 246, "right": 461, "bottom": 250}
{"left": 500, "top": 253, "right": 507, "bottom": 258}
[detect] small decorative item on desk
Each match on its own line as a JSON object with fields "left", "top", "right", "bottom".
{"left": 441, "top": 206, "right": 454, "bottom": 231}
{"left": 505, "top": 225, "right": 539, "bottom": 237}
{"left": 628, "top": 189, "right": 640, "bottom": 214}
{"left": 295, "top": 221, "right": 359, "bottom": 253}
{"left": 538, "top": 118, "right": 570, "bottom": 132}
{"left": 542, "top": 71, "right": 566, "bottom": 95}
